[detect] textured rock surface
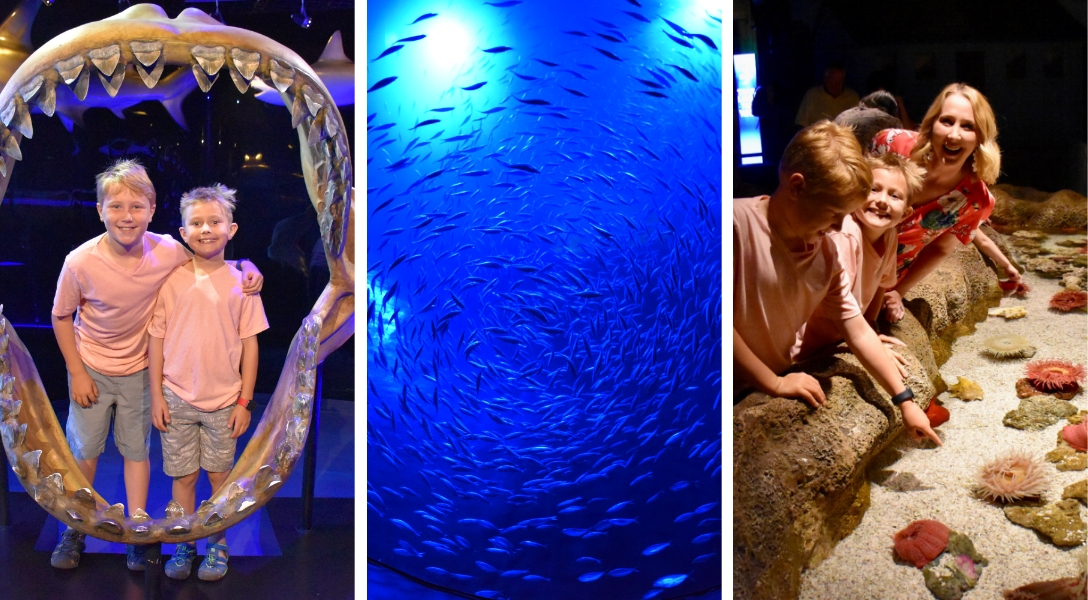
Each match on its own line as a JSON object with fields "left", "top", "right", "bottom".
{"left": 1062, "top": 480, "right": 1087, "bottom": 505}
{"left": 1003, "top": 499, "right": 1087, "bottom": 547}
{"left": 733, "top": 246, "right": 998, "bottom": 600}
{"left": 990, "top": 184, "right": 1088, "bottom": 233}
{"left": 922, "top": 531, "right": 988, "bottom": 600}
{"left": 1003, "top": 396, "right": 1080, "bottom": 430}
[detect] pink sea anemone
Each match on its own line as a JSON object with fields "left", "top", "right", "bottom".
{"left": 1062, "top": 422, "right": 1087, "bottom": 452}
{"left": 975, "top": 450, "right": 1050, "bottom": 503}
{"left": 892, "top": 520, "right": 949, "bottom": 568}
{"left": 925, "top": 402, "right": 950, "bottom": 428}
{"left": 1025, "top": 359, "right": 1087, "bottom": 393}
{"left": 1049, "top": 290, "right": 1088, "bottom": 312}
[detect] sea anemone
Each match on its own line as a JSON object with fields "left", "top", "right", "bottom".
{"left": 892, "top": 520, "right": 950, "bottom": 568}
{"left": 1002, "top": 575, "right": 1087, "bottom": 600}
{"left": 954, "top": 554, "right": 978, "bottom": 584}
{"left": 1025, "top": 359, "right": 1087, "bottom": 392}
{"left": 925, "top": 402, "right": 950, "bottom": 428}
{"left": 982, "top": 335, "right": 1035, "bottom": 359}
{"left": 975, "top": 450, "right": 1050, "bottom": 503}
{"left": 998, "top": 279, "right": 1032, "bottom": 298}
{"left": 1062, "top": 422, "right": 1087, "bottom": 452}
{"left": 1049, "top": 290, "right": 1088, "bottom": 312}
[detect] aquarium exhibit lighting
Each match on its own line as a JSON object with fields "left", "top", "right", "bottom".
{"left": 733, "top": 52, "right": 763, "bottom": 166}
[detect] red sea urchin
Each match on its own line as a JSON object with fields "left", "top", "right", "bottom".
{"left": 1025, "top": 359, "right": 1087, "bottom": 393}
{"left": 893, "top": 520, "right": 950, "bottom": 568}
{"left": 1049, "top": 290, "right": 1088, "bottom": 312}
{"left": 976, "top": 450, "right": 1049, "bottom": 503}
{"left": 925, "top": 402, "right": 950, "bottom": 428}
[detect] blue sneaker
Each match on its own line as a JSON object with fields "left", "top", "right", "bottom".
{"left": 197, "top": 543, "right": 229, "bottom": 581}
{"left": 164, "top": 543, "right": 197, "bottom": 580}
{"left": 126, "top": 544, "right": 147, "bottom": 571}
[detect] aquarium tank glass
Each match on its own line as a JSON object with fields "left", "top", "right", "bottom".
{"left": 366, "top": 0, "right": 723, "bottom": 598}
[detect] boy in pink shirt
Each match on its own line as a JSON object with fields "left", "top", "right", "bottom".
{"left": 149, "top": 184, "right": 268, "bottom": 581}
{"left": 733, "top": 121, "right": 940, "bottom": 446}
{"left": 794, "top": 152, "right": 924, "bottom": 362}
{"left": 50, "top": 160, "right": 263, "bottom": 571}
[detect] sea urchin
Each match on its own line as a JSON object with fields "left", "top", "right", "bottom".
{"left": 981, "top": 334, "right": 1035, "bottom": 359}
{"left": 892, "top": 520, "right": 950, "bottom": 568}
{"left": 1049, "top": 290, "right": 1088, "bottom": 312}
{"left": 1025, "top": 359, "right": 1086, "bottom": 393}
{"left": 975, "top": 450, "right": 1049, "bottom": 503}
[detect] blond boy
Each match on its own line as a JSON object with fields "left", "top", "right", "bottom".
{"left": 149, "top": 184, "right": 268, "bottom": 581}
{"left": 733, "top": 121, "right": 940, "bottom": 445}
{"left": 794, "top": 152, "right": 924, "bottom": 360}
{"left": 50, "top": 160, "right": 263, "bottom": 571}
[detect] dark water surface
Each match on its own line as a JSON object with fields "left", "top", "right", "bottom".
{"left": 366, "top": 1, "right": 723, "bottom": 598}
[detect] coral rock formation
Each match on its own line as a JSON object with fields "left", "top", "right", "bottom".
{"left": 1004, "top": 396, "right": 1080, "bottom": 430}
{"left": 1003, "top": 499, "right": 1087, "bottom": 547}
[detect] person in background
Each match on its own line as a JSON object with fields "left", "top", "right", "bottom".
{"left": 795, "top": 63, "right": 860, "bottom": 127}
{"left": 835, "top": 90, "right": 904, "bottom": 148}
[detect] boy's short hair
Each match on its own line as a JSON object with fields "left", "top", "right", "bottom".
{"left": 779, "top": 120, "right": 872, "bottom": 203}
{"left": 179, "top": 184, "right": 238, "bottom": 223}
{"left": 95, "top": 158, "right": 156, "bottom": 207}
{"left": 858, "top": 90, "right": 898, "bottom": 117}
{"left": 866, "top": 152, "right": 926, "bottom": 201}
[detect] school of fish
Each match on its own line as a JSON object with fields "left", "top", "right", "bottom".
{"left": 367, "top": 1, "right": 722, "bottom": 598}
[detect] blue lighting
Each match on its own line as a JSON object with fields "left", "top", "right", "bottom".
{"left": 733, "top": 53, "right": 762, "bottom": 165}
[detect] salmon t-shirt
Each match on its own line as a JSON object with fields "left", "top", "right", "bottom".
{"left": 794, "top": 214, "right": 898, "bottom": 360}
{"left": 733, "top": 196, "right": 861, "bottom": 387}
{"left": 149, "top": 263, "right": 269, "bottom": 412}
{"left": 52, "top": 232, "right": 191, "bottom": 377}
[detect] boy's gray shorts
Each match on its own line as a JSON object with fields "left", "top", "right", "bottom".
{"left": 66, "top": 365, "right": 151, "bottom": 462}
{"left": 159, "top": 386, "right": 237, "bottom": 478}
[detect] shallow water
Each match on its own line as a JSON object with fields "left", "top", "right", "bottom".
{"left": 365, "top": 1, "right": 723, "bottom": 599}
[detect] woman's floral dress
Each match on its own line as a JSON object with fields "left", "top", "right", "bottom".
{"left": 870, "top": 129, "right": 995, "bottom": 284}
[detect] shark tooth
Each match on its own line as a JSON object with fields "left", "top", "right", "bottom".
{"left": 72, "top": 487, "right": 97, "bottom": 510}
{"left": 18, "top": 75, "right": 43, "bottom": 104}
{"left": 203, "top": 510, "right": 223, "bottom": 527}
{"left": 164, "top": 499, "right": 186, "bottom": 520}
{"left": 300, "top": 85, "right": 323, "bottom": 116}
{"left": 255, "top": 465, "right": 281, "bottom": 494}
{"left": 1, "top": 421, "right": 26, "bottom": 448}
{"left": 35, "top": 79, "right": 56, "bottom": 117}
{"left": 3, "top": 133, "right": 21, "bottom": 161}
{"left": 72, "top": 67, "right": 90, "bottom": 101}
{"left": 292, "top": 392, "right": 313, "bottom": 418}
{"left": 290, "top": 90, "right": 307, "bottom": 128}
{"left": 104, "top": 503, "right": 125, "bottom": 521}
{"left": 55, "top": 55, "right": 84, "bottom": 84}
{"left": 20, "top": 449, "right": 40, "bottom": 478}
{"left": 167, "top": 522, "right": 190, "bottom": 535}
{"left": 131, "top": 507, "right": 150, "bottom": 522}
{"left": 323, "top": 112, "right": 339, "bottom": 138}
{"left": 269, "top": 59, "right": 295, "bottom": 92}
{"left": 192, "top": 64, "right": 218, "bottom": 93}
{"left": 66, "top": 509, "right": 83, "bottom": 522}
{"left": 1, "top": 399, "right": 20, "bottom": 421}
{"left": 10, "top": 96, "right": 32, "bottom": 139}
{"left": 275, "top": 443, "right": 299, "bottom": 475}
{"left": 129, "top": 508, "right": 151, "bottom": 534}
{"left": 97, "top": 64, "right": 125, "bottom": 98}
{"left": 135, "top": 60, "right": 165, "bottom": 89}
{"left": 307, "top": 110, "right": 328, "bottom": 146}
{"left": 88, "top": 44, "right": 121, "bottom": 77}
{"left": 236, "top": 497, "right": 256, "bottom": 513}
{"left": 285, "top": 417, "right": 307, "bottom": 447}
{"left": 228, "top": 67, "right": 250, "bottom": 93}
{"left": 40, "top": 472, "right": 63, "bottom": 496}
{"left": 95, "top": 519, "right": 123, "bottom": 536}
{"left": 129, "top": 40, "right": 163, "bottom": 67}
{"left": 230, "top": 48, "right": 260, "bottom": 80}
{"left": 0, "top": 157, "right": 6, "bottom": 178}
{"left": 191, "top": 45, "right": 226, "bottom": 76}
{"left": 226, "top": 481, "right": 245, "bottom": 504}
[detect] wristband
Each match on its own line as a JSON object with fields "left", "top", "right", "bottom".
{"left": 235, "top": 258, "right": 250, "bottom": 270}
{"left": 890, "top": 387, "right": 914, "bottom": 406}
{"left": 237, "top": 397, "right": 254, "bottom": 411}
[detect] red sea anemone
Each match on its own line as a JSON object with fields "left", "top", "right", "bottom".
{"left": 975, "top": 450, "right": 1050, "bottom": 503}
{"left": 892, "top": 520, "right": 950, "bottom": 568}
{"left": 1049, "top": 290, "right": 1088, "bottom": 312}
{"left": 1025, "top": 359, "right": 1087, "bottom": 392}
{"left": 998, "top": 279, "right": 1031, "bottom": 297}
{"left": 1062, "top": 422, "right": 1087, "bottom": 452}
{"left": 925, "top": 402, "right": 950, "bottom": 428}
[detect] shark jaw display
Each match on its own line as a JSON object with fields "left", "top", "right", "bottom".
{"left": 0, "top": 4, "right": 354, "bottom": 545}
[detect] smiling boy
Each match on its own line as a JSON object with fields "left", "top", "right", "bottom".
{"left": 733, "top": 121, "right": 940, "bottom": 446}
{"left": 148, "top": 184, "right": 268, "bottom": 581}
{"left": 50, "top": 160, "right": 263, "bottom": 571}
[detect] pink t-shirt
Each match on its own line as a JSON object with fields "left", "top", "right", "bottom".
{"left": 793, "top": 215, "right": 898, "bottom": 360}
{"left": 149, "top": 263, "right": 268, "bottom": 411}
{"left": 52, "top": 232, "right": 191, "bottom": 377}
{"left": 733, "top": 196, "right": 862, "bottom": 387}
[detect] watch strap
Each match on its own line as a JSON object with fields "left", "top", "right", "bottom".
{"left": 890, "top": 386, "right": 914, "bottom": 406}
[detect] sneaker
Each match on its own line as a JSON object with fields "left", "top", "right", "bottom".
{"left": 50, "top": 528, "right": 86, "bottom": 569}
{"left": 126, "top": 544, "right": 147, "bottom": 571}
{"left": 197, "top": 543, "right": 229, "bottom": 581}
{"left": 164, "top": 543, "right": 197, "bottom": 580}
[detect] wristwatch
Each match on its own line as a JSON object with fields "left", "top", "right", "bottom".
{"left": 238, "top": 397, "right": 254, "bottom": 411}
{"left": 890, "top": 387, "right": 915, "bottom": 406}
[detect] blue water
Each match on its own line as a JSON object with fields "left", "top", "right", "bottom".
{"left": 366, "top": 1, "right": 722, "bottom": 598}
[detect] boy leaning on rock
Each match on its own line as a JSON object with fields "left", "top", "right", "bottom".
{"left": 732, "top": 120, "right": 941, "bottom": 446}
{"left": 50, "top": 159, "right": 263, "bottom": 571}
{"left": 149, "top": 184, "right": 268, "bottom": 581}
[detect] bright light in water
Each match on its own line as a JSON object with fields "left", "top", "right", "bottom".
{"left": 424, "top": 19, "right": 473, "bottom": 73}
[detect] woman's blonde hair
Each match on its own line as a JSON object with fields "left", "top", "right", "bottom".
{"left": 95, "top": 158, "right": 156, "bottom": 207}
{"left": 779, "top": 120, "right": 872, "bottom": 204}
{"left": 867, "top": 152, "right": 926, "bottom": 201}
{"left": 911, "top": 83, "right": 1000, "bottom": 185}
